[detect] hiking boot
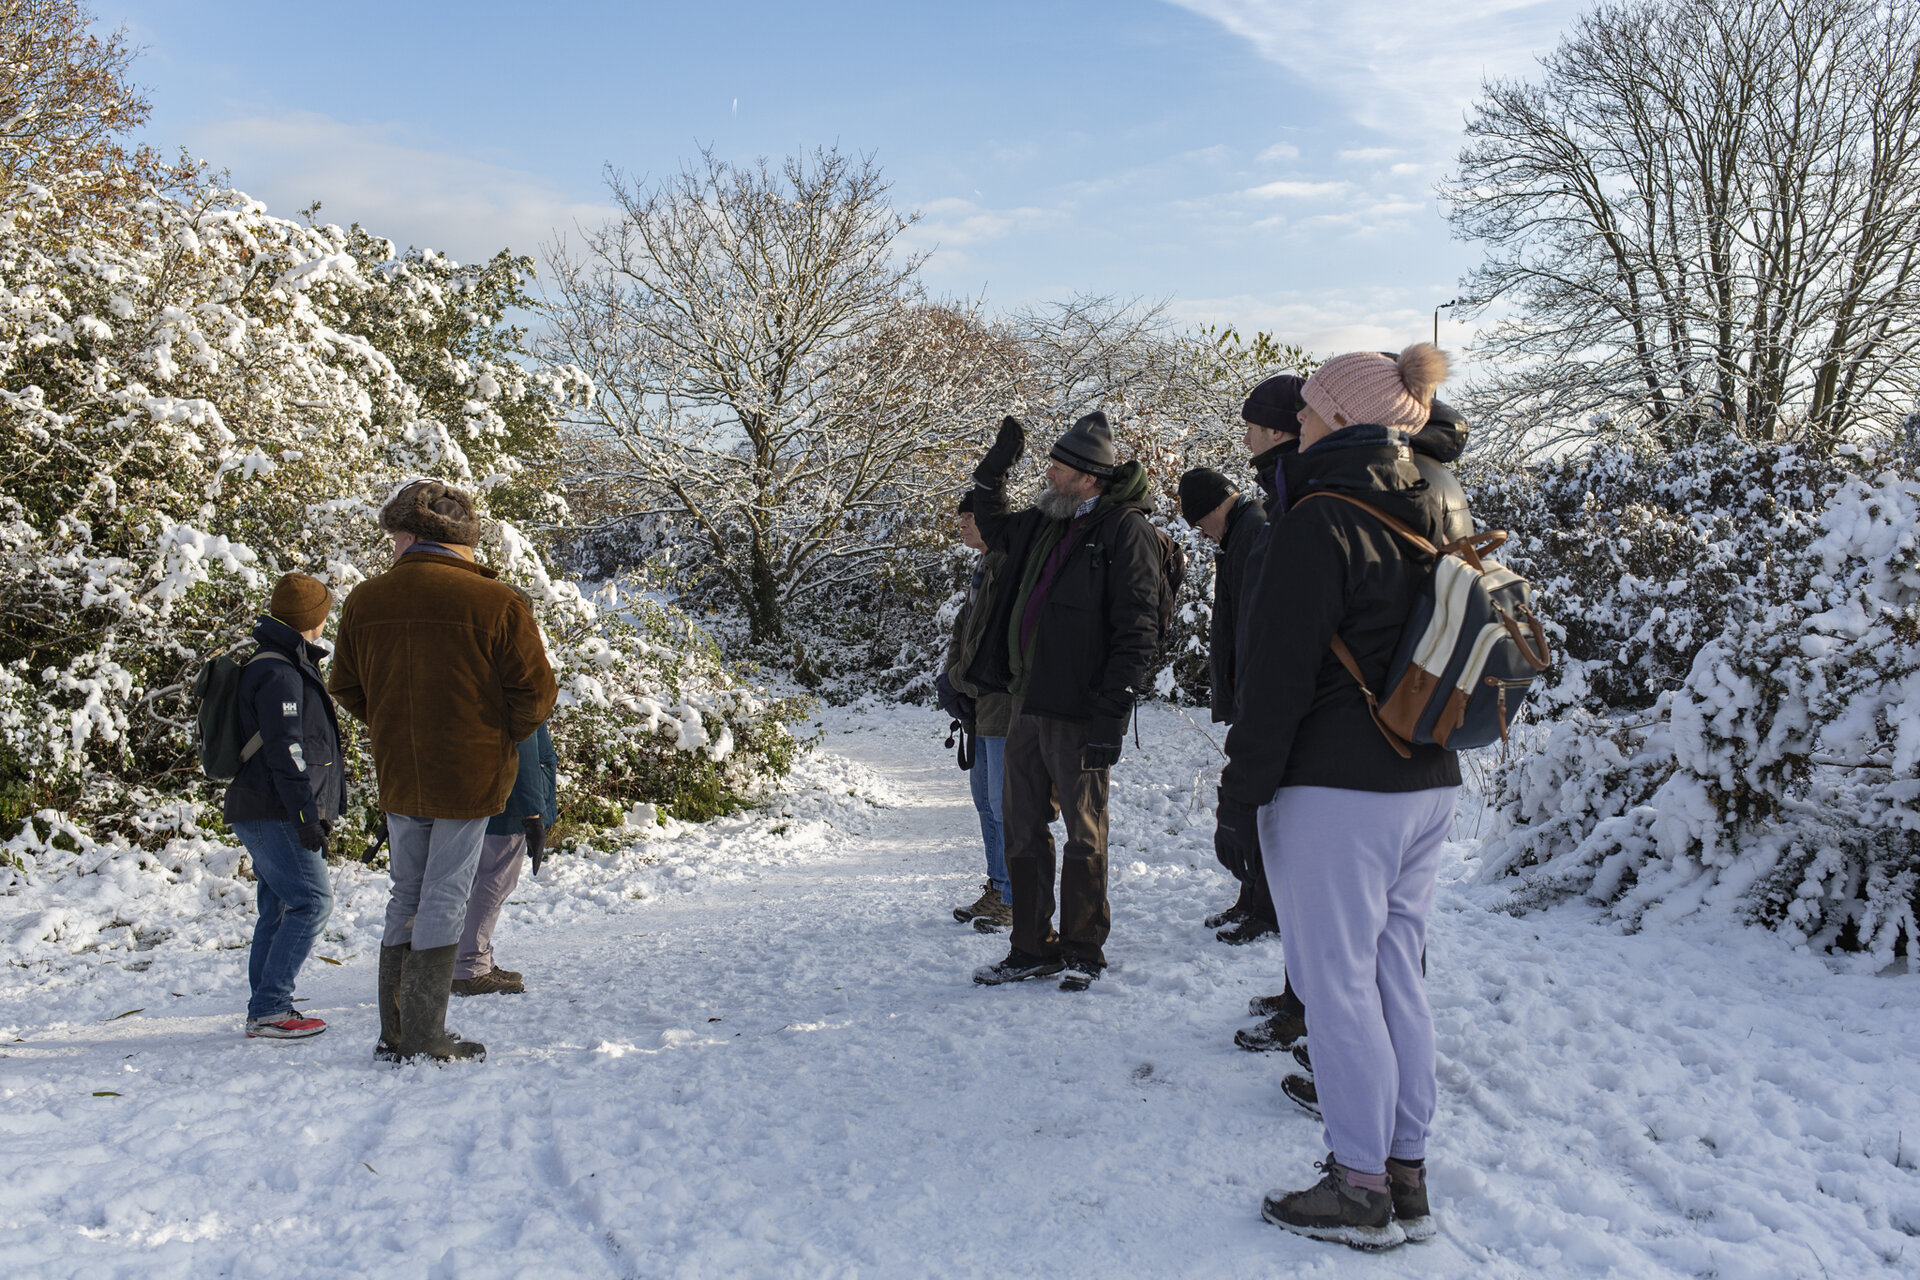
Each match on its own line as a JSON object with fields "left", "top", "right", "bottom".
{"left": 1261, "top": 1155, "right": 1404, "bottom": 1251}
{"left": 953, "top": 883, "right": 1004, "bottom": 923}
{"left": 1386, "top": 1158, "right": 1435, "bottom": 1242}
{"left": 1204, "top": 904, "right": 1251, "bottom": 930}
{"left": 451, "top": 968, "right": 526, "bottom": 996}
{"left": 1248, "top": 986, "right": 1305, "bottom": 1020}
{"left": 1235, "top": 1007, "right": 1308, "bottom": 1053}
{"left": 1059, "top": 958, "right": 1105, "bottom": 992}
{"left": 969, "top": 894, "right": 1014, "bottom": 932}
{"left": 1215, "top": 915, "right": 1277, "bottom": 945}
{"left": 246, "top": 1011, "right": 326, "bottom": 1039}
{"left": 490, "top": 965, "right": 523, "bottom": 984}
{"left": 1292, "top": 1042, "right": 1312, "bottom": 1073}
{"left": 973, "top": 949, "right": 1066, "bottom": 985}
{"left": 396, "top": 943, "right": 486, "bottom": 1062}
{"left": 1282, "top": 1074, "right": 1321, "bottom": 1118}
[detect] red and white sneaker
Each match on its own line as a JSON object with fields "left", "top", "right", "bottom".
{"left": 245, "top": 1012, "right": 327, "bottom": 1039}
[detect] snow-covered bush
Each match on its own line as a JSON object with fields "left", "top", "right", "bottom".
{"left": 0, "top": 162, "right": 805, "bottom": 849}
{"left": 1476, "top": 452, "right": 1920, "bottom": 958}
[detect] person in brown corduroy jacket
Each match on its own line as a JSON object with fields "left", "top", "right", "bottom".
{"left": 329, "top": 479, "right": 558, "bottom": 1064}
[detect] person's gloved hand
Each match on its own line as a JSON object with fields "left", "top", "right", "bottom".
{"left": 1213, "top": 792, "right": 1259, "bottom": 882}
{"left": 296, "top": 818, "right": 328, "bottom": 854}
{"left": 1081, "top": 716, "right": 1127, "bottom": 771}
{"left": 523, "top": 817, "right": 547, "bottom": 877}
{"left": 935, "top": 671, "right": 974, "bottom": 724}
{"left": 973, "top": 416, "right": 1026, "bottom": 484}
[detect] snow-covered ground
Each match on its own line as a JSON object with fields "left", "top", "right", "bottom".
{"left": 3, "top": 703, "right": 1918, "bottom": 1278}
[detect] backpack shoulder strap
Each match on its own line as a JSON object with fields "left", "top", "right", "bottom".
{"left": 236, "top": 648, "right": 292, "bottom": 765}
{"left": 1297, "top": 490, "right": 1438, "bottom": 559}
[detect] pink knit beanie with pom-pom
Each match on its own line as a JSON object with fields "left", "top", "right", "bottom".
{"left": 1302, "top": 343, "right": 1449, "bottom": 432}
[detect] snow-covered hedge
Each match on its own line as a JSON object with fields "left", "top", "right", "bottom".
{"left": 0, "top": 173, "right": 806, "bottom": 853}
{"left": 1472, "top": 438, "right": 1920, "bottom": 956}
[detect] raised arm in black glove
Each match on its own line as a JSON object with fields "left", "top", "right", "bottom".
{"left": 973, "top": 415, "right": 1026, "bottom": 485}
{"left": 1213, "top": 791, "right": 1260, "bottom": 883}
{"left": 523, "top": 816, "right": 547, "bottom": 876}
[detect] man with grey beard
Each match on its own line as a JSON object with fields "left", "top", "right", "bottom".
{"left": 960, "top": 414, "right": 1165, "bottom": 992}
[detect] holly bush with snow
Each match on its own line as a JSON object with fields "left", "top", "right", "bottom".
{"left": 1468, "top": 435, "right": 1920, "bottom": 957}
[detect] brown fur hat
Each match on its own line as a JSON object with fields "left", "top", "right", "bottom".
{"left": 379, "top": 479, "right": 481, "bottom": 547}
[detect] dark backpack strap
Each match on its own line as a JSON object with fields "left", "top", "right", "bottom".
{"left": 236, "top": 649, "right": 293, "bottom": 765}
{"left": 1297, "top": 490, "right": 1439, "bottom": 558}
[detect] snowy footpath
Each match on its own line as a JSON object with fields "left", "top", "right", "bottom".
{"left": 4, "top": 704, "right": 1919, "bottom": 1279}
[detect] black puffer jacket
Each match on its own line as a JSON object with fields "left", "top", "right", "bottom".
{"left": 1208, "top": 493, "right": 1265, "bottom": 723}
{"left": 969, "top": 461, "right": 1163, "bottom": 734}
{"left": 223, "top": 615, "right": 347, "bottom": 826}
{"left": 1220, "top": 425, "right": 1463, "bottom": 806}
{"left": 1411, "top": 405, "right": 1473, "bottom": 544}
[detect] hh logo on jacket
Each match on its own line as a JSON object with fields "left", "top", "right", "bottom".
{"left": 281, "top": 702, "right": 298, "bottom": 717}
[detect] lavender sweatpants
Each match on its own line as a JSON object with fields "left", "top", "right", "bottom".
{"left": 1260, "top": 784, "right": 1456, "bottom": 1175}
{"left": 456, "top": 832, "right": 526, "bottom": 979}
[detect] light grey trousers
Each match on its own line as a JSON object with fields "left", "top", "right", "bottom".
{"left": 381, "top": 814, "right": 489, "bottom": 950}
{"left": 456, "top": 832, "right": 526, "bottom": 979}
{"left": 1260, "top": 784, "right": 1457, "bottom": 1175}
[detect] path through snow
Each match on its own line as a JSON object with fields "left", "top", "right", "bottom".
{"left": 3, "top": 704, "right": 1919, "bottom": 1278}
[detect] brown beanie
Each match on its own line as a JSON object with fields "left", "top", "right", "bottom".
{"left": 379, "top": 479, "right": 481, "bottom": 546}
{"left": 270, "top": 572, "right": 331, "bottom": 632}
{"left": 1301, "top": 343, "right": 1450, "bottom": 433}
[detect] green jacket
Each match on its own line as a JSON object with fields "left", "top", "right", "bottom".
{"left": 944, "top": 549, "right": 1015, "bottom": 736}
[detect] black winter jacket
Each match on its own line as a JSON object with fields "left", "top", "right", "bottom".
{"left": 1208, "top": 494, "right": 1266, "bottom": 723}
{"left": 1220, "top": 425, "right": 1463, "bottom": 806}
{"left": 1410, "top": 413, "right": 1473, "bottom": 544}
{"left": 223, "top": 616, "right": 347, "bottom": 826}
{"left": 969, "top": 461, "right": 1163, "bottom": 734}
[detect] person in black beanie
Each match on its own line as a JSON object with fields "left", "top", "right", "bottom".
{"left": 965, "top": 412, "right": 1165, "bottom": 992}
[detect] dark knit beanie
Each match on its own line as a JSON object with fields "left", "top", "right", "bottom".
{"left": 1178, "top": 467, "right": 1234, "bottom": 525}
{"left": 1242, "top": 374, "right": 1306, "bottom": 436}
{"left": 270, "top": 572, "right": 331, "bottom": 632}
{"left": 957, "top": 490, "right": 975, "bottom": 515}
{"left": 380, "top": 479, "right": 481, "bottom": 546}
{"left": 1049, "top": 411, "right": 1118, "bottom": 478}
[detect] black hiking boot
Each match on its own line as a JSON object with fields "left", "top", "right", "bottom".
{"left": 1261, "top": 1155, "right": 1405, "bottom": 1251}
{"left": 1292, "top": 1041, "right": 1312, "bottom": 1073}
{"left": 1058, "top": 957, "right": 1105, "bottom": 992}
{"left": 953, "top": 883, "right": 1004, "bottom": 923}
{"left": 1204, "top": 904, "right": 1251, "bottom": 929}
{"left": 1247, "top": 986, "right": 1304, "bottom": 1019}
{"left": 972, "top": 948, "right": 1066, "bottom": 986}
{"left": 1282, "top": 1073, "right": 1320, "bottom": 1118}
{"left": 1387, "top": 1158, "right": 1435, "bottom": 1242}
{"left": 1215, "top": 915, "right": 1277, "bottom": 945}
{"left": 1235, "top": 1007, "right": 1308, "bottom": 1053}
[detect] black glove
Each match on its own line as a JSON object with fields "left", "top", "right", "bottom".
{"left": 973, "top": 415, "right": 1026, "bottom": 484}
{"left": 935, "top": 671, "right": 975, "bottom": 724}
{"left": 296, "top": 818, "right": 328, "bottom": 854}
{"left": 523, "top": 816, "right": 547, "bottom": 877}
{"left": 1079, "top": 711, "right": 1128, "bottom": 771}
{"left": 1213, "top": 792, "right": 1259, "bottom": 883}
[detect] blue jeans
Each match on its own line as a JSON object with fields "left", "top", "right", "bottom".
{"left": 233, "top": 819, "right": 334, "bottom": 1021}
{"left": 968, "top": 735, "right": 1010, "bottom": 900}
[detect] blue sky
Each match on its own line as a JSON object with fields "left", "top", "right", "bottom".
{"left": 100, "top": 0, "right": 1580, "bottom": 355}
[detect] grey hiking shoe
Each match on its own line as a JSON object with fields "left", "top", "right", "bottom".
{"left": 1387, "top": 1158, "right": 1435, "bottom": 1242}
{"left": 953, "top": 884, "right": 1004, "bottom": 922}
{"left": 973, "top": 948, "right": 1065, "bottom": 985}
{"left": 1261, "top": 1155, "right": 1405, "bottom": 1251}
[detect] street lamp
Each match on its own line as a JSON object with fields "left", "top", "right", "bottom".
{"left": 1433, "top": 298, "right": 1460, "bottom": 346}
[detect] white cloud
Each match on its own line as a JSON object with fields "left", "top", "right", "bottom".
{"left": 186, "top": 111, "right": 615, "bottom": 268}
{"left": 1169, "top": 291, "right": 1484, "bottom": 359}
{"left": 1256, "top": 141, "right": 1302, "bottom": 162}
{"left": 1338, "top": 147, "right": 1399, "bottom": 164}
{"left": 1165, "top": 0, "right": 1581, "bottom": 142}
{"left": 1245, "top": 179, "right": 1352, "bottom": 200}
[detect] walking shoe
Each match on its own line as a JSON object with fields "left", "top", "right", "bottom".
{"left": 969, "top": 894, "right": 1014, "bottom": 932}
{"left": 1386, "top": 1158, "right": 1435, "bottom": 1242}
{"left": 953, "top": 883, "right": 1004, "bottom": 923}
{"left": 1261, "top": 1155, "right": 1405, "bottom": 1251}
{"left": 1235, "top": 1007, "right": 1308, "bottom": 1053}
{"left": 1058, "top": 958, "right": 1105, "bottom": 992}
{"left": 1281, "top": 1073, "right": 1321, "bottom": 1118}
{"left": 1215, "top": 915, "right": 1277, "bottom": 945}
{"left": 490, "top": 965, "right": 524, "bottom": 984}
{"left": 1204, "top": 904, "right": 1251, "bottom": 930}
{"left": 972, "top": 949, "right": 1066, "bottom": 985}
{"left": 451, "top": 968, "right": 525, "bottom": 996}
{"left": 1248, "top": 988, "right": 1305, "bottom": 1019}
{"left": 1292, "top": 1041, "right": 1312, "bottom": 1073}
{"left": 246, "top": 1012, "right": 327, "bottom": 1039}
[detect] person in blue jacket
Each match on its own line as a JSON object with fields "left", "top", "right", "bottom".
{"left": 451, "top": 720, "right": 557, "bottom": 996}
{"left": 222, "top": 573, "right": 345, "bottom": 1039}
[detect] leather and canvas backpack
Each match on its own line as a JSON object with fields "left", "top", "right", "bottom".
{"left": 1300, "top": 491, "right": 1551, "bottom": 754}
